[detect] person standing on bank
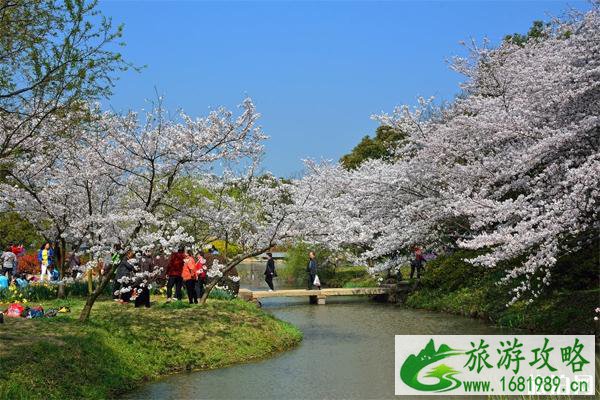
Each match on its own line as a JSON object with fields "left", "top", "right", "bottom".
{"left": 306, "top": 251, "right": 320, "bottom": 290}
{"left": 195, "top": 251, "right": 207, "bottom": 299}
{"left": 134, "top": 251, "right": 153, "bottom": 308}
{"left": 264, "top": 252, "right": 276, "bottom": 291}
{"left": 1, "top": 247, "right": 16, "bottom": 278}
{"left": 114, "top": 250, "right": 135, "bottom": 302}
{"left": 37, "top": 242, "right": 54, "bottom": 281}
{"left": 182, "top": 250, "right": 198, "bottom": 304}
{"left": 410, "top": 246, "right": 425, "bottom": 279}
{"left": 166, "top": 247, "right": 185, "bottom": 302}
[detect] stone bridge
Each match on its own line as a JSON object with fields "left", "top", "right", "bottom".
{"left": 238, "top": 282, "right": 413, "bottom": 305}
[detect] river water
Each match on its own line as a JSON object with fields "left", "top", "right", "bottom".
{"left": 126, "top": 261, "right": 513, "bottom": 400}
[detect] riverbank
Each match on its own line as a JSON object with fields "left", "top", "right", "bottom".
{"left": 404, "top": 249, "right": 599, "bottom": 334}
{"left": 0, "top": 298, "right": 302, "bottom": 400}
{"left": 128, "top": 295, "right": 515, "bottom": 399}
{"left": 406, "top": 286, "right": 599, "bottom": 333}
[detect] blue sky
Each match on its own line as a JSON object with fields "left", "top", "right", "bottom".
{"left": 99, "top": 0, "right": 588, "bottom": 177}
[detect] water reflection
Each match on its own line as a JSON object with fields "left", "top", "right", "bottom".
{"left": 236, "top": 259, "right": 295, "bottom": 291}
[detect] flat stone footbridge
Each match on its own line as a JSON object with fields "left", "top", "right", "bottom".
{"left": 238, "top": 282, "right": 412, "bottom": 305}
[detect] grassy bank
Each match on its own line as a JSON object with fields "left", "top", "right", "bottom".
{"left": 405, "top": 249, "right": 599, "bottom": 334}
{"left": 0, "top": 298, "right": 302, "bottom": 399}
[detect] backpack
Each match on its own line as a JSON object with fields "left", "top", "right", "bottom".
{"left": 6, "top": 303, "right": 25, "bottom": 318}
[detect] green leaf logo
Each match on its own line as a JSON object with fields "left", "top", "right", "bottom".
{"left": 400, "top": 339, "right": 463, "bottom": 392}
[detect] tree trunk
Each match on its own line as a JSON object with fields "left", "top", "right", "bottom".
{"left": 79, "top": 267, "right": 114, "bottom": 322}
{"left": 87, "top": 270, "right": 93, "bottom": 294}
{"left": 57, "top": 282, "right": 66, "bottom": 299}
{"left": 57, "top": 237, "right": 67, "bottom": 298}
{"left": 199, "top": 279, "right": 219, "bottom": 305}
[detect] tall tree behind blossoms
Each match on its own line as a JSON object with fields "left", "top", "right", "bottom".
{"left": 297, "top": 5, "right": 600, "bottom": 303}
{"left": 339, "top": 125, "right": 406, "bottom": 170}
{"left": 0, "top": 97, "right": 265, "bottom": 321}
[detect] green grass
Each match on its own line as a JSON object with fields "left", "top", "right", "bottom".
{"left": 324, "top": 266, "right": 371, "bottom": 287}
{"left": 0, "top": 297, "right": 302, "bottom": 399}
{"left": 406, "top": 286, "right": 600, "bottom": 334}
{"left": 342, "top": 275, "right": 378, "bottom": 288}
{"left": 405, "top": 248, "right": 599, "bottom": 334}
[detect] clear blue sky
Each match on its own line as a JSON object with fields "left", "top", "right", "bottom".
{"left": 99, "top": 0, "right": 588, "bottom": 177}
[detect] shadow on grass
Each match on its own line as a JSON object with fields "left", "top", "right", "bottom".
{"left": 0, "top": 319, "right": 149, "bottom": 400}
{"left": 0, "top": 299, "right": 301, "bottom": 400}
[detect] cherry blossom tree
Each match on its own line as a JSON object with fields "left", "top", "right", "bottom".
{"left": 1, "top": 96, "right": 265, "bottom": 320}
{"left": 441, "top": 6, "right": 600, "bottom": 302}
{"left": 295, "top": 5, "right": 600, "bottom": 303}
{"left": 0, "top": 127, "right": 119, "bottom": 296}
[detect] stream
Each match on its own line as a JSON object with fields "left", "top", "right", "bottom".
{"left": 126, "top": 261, "right": 513, "bottom": 400}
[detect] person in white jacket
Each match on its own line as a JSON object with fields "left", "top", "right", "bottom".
{"left": 1, "top": 248, "right": 16, "bottom": 278}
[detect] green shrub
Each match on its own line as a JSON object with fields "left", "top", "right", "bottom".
{"left": 278, "top": 242, "right": 311, "bottom": 283}
{"left": 548, "top": 239, "right": 600, "bottom": 292}
{"left": 496, "top": 289, "right": 599, "bottom": 334}
{"left": 420, "top": 249, "right": 496, "bottom": 292}
{"left": 209, "top": 239, "right": 242, "bottom": 258}
{"left": 407, "top": 247, "right": 599, "bottom": 334}
{"left": 342, "top": 276, "right": 378, "bottom": 288}
{"left": 324, "top": 266, "right": 370, "bottom": 287}
{"left": 210, "top": 288, "right": 235, "bottom": 300}
{"left": 65, "top": 281, "right": 112, "bottom": 297}
{"left": 0, "top": 282, "right": 59, "bottom": 302}
{"left": 0, "top": 280, "right": 115, "bottom": 303}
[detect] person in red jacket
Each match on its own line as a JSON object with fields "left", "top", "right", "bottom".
{"left": 166, "top": 247, "right": 185, "bottom": 301}
{"left": 410, "top": 246, "right": 425, "bottom": 279}
{"left": 195, "top": 251, "right": 207, "bottom": 298}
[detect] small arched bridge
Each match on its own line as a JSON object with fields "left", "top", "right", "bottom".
{"left": 238, "top": 282, "right": 412, "bottom": 305}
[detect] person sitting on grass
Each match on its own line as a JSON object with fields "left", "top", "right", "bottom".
{"left": 15, "top": 274, "right": 28, "bottom": 288}
{"left": 48, "top": 266, "right": 60, "bottom": 281}
{"left": 0, "top": 273, "right": 8, "bottom": 290}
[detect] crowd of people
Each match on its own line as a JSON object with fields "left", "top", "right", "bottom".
{"left": 0, "top": 239, "right": 228, "bottom": 309}
{"left": 110, "top": 246, "right": 220, "bottom": 307}
{"left": 2, "top": 241, "right": 425, "bottom": 304}
{"left": 0, "top": 242, "right": 65, "bottom": 290}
